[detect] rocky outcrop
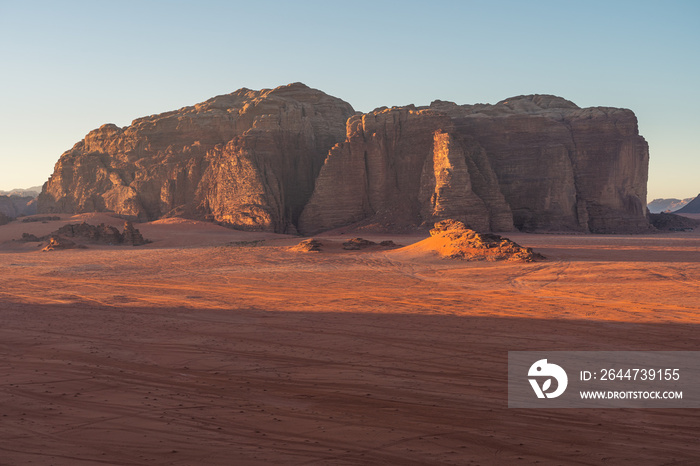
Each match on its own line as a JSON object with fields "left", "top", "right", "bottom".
{"left": 38, "top": 83, "right": 355, "bottom": 233}
{"left": 38, "top": 85, "right": 651, "bottom": 235}
{"left": 55, "top": 222, "right": 123, "bottom": 244}
{"left": 291, "top": 238, "right": 323, "bottom": 253}
{"left": 122, "top": 221, "right": 146, "bottom": 246}
{"left": 426, "top": 219, "right": 545, "bottom": 262}
{"left": 28, "top": 221, "right": 149, "bottom": 246}
{"left": 300, "top": 95, "right": 650, "bottom": 234}
{"left": 649, "top": 213, "right": 698, "bottom": 231}
{"left": 42, "top": 236, "right": 81, "bottom": 252}
{"left": 342, "top": 238, "right": 377, "bottom": 250}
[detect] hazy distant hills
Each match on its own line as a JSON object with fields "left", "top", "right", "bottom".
{"left": 0, "top": 185, "right": 41, "bottom": 223}
{"left": 674, "top": 194, "right": 700, "bottom": 214}
{"left": 647, "top": 197, "right": 694, "bottom": 213}
{"left": 0, "top": 185, "right": 42, "bottom": 198}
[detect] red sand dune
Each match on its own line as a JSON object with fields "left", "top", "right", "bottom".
{"left": 1, "top": 214, "right": 699, "bottom": 464}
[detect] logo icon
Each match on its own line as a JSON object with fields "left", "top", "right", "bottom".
{"left": 528, "top": 359, "right": 568, "bottom": 398}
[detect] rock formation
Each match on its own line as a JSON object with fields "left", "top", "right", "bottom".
{"left": 291, "top": 238, "right": 323, "bottom": 253}
{"left": 38, "top": 85, "right": 651, "bottom": 234}
{"left": 38, "top": 83, "right": 355, "bottom": 233}
{"left": 55, "top": 222, "right": 123, "bottom": 244}
{"left": 300, "top": 95, "right": 650, "bottom": 234}
{"left": 42, "top": 236, "right": 81, "bottom": 252}
{"left": 342, "top": 238, "right": 377, "bottom": 250}
{"left": 0, "top": 186, "right": 42, "bottom": 197}
{"left": 122, "top": 221, "right": 147, "bottom": 246}
{"left": 26, "top": 222, "right": 149, "bottom": 246}
{"left": 648, "top": 213, "right": 698, "bottom": 231}
{"left": 420, "top": 219, "right": 545, "bottom": 262}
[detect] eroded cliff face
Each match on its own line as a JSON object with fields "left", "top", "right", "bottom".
{"left": 38, "top": 83, "right": 354, "bottom": 232}
{"left": 39, "top": 87, "right": 650, "bottom": 234}
{"left": 299, "top": 94, "right": 650, "bottom": 234}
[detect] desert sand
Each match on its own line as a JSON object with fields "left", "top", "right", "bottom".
{"left": 1, "top": 214, "right": 699, "bottom": 465}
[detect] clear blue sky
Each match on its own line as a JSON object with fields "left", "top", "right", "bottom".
{"left": 1, "top": 0, "right": 698, "bottom": 200}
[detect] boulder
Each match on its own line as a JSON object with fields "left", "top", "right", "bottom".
{"left": 342, "top": 238, "right": 377, "bottom": 250}
{"left": 42, "top": 235, "right": 79, "bottom": 251}
{"left": 122, "top": 221, "right": 146, "bottom": 246}
{"left": 291, "top": 238, "right": 323, "bottom": 252}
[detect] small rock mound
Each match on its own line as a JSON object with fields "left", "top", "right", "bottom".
{"left": 20, "top": 221, "right": 150, "bottom": 248}
{"left": 42, "top": 235, "right": 83, "bottom": 252}
{"left": 56, "top": 222, "right": 123, "bottom": 244}
{"left": 21, "top": 233, "right": 41, "bottom": 242}
{"left": 649, "top": 213, "right": 698, "bottom": 231}
{"left": 429, "top": 219, "right": 545, "bottom": 262}
{"left": 342, "top": 238, "right": 377, "bottom": 250}
{"left": 292, "top": 238, "right": 323, "bottom": 252}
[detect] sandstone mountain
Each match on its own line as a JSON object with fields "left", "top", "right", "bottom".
{"left": 300, "top": 95, "right": 650, "bottom": 234}
{"left": 38, "top": 83, "right": 355, "bottom": 233}
{"left": 39, "top": 85, "right": 650, "bottom": 234}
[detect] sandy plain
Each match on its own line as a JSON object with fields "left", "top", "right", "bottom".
{"left": 1, "top": 213, "right": 699, "bottom": 465}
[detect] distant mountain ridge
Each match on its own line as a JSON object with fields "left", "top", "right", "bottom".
{"left": 0, "top": 186, "right": 42, "bottom": 198}
{"left": 674, "top": 194, "right": 700, "bottom": 214}
{"left": 647, "top": 197, "right": 694, "bottom": 213}
{"left": 0, "top": 194, "right": 37, "bottom": 221}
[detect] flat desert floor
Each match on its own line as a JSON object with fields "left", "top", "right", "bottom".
{"left": 1, "top": 214, "right": 699, "bottom": 465}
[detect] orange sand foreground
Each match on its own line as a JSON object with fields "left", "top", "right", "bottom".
{"left": 1, "top": 214, "right": 699, "bottom": 465}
